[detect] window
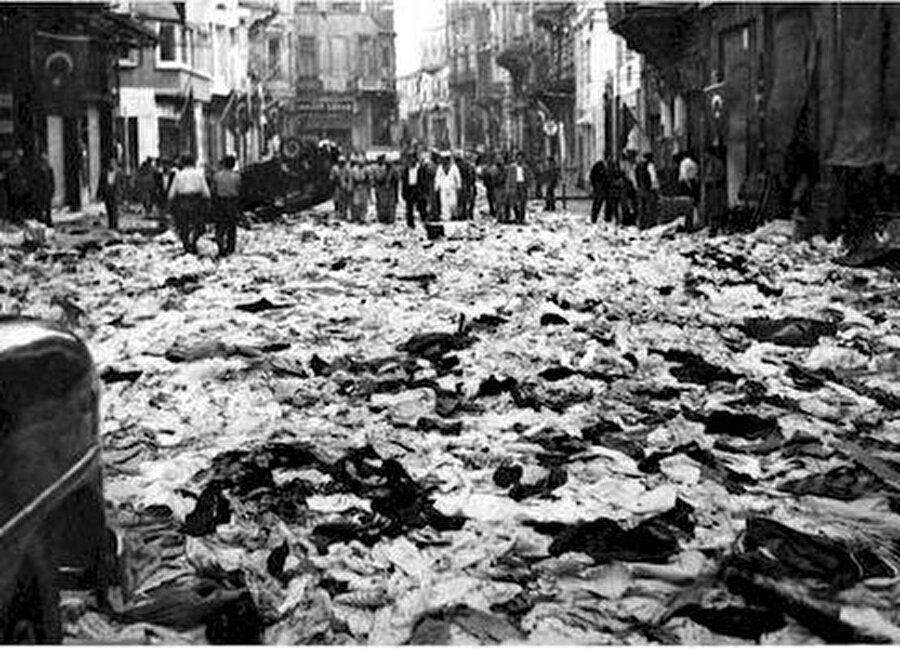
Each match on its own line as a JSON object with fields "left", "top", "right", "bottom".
{"left": 298, "top": 35, "right": 317, "bottom": 78}
{"left": 296, "top": 1, "right": 316, "bottom": 11}
{"left": 381, "top": 44, "right": 391, "bottom": 75}
{"left": 268, "top": 35, "right": 282, "bottom": 77}
{"left": 330, "top": 37, "right": 348, "bottom": 76}
{"left": 159, "top": 23, "right": 176, "bottom": 61}
{"left": 626, "top": 65, "right": 632, "bottom": 86}
{"left": 180, "top": 27, "right": 190, "bottom": 65}
{"left": 358, "top": 35, "right": 374, "bottom": 77}
{"left": 332, "top": 2, "right": 359, "bottom": 13}
{"left": 119, "top": 46, "right": 140, "bottom": 68}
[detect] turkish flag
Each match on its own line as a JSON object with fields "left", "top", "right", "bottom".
{"left": 34, "top": 31, "right": 90, "bottom": 115}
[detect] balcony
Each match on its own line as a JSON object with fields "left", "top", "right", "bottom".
{"left": 606, "top": 2, "right": 697, "bottom": 66}
{"left": 496, "top": 35, "right": 532, "bottom": 77}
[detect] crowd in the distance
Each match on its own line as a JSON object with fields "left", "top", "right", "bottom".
{"left": 328, "top": 145, "right": 565, "bottom": 228}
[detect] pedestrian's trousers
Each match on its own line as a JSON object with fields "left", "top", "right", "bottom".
{"left": 215, "top": 196, "right": 239, "bottom": 256}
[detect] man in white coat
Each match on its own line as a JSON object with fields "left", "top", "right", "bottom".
{"left": 434, "top": 151, "right": 461, "bottom": 221}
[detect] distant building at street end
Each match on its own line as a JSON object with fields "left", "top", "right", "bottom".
{"left": 287, "top": 0, "right": 397, "bottom": 153}
{"left": 573, "top": 3, "right": 642, "bottom": 183}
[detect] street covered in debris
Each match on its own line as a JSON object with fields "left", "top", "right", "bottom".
{"left": 4, "top": 204, "right": 900, "bottom": 644}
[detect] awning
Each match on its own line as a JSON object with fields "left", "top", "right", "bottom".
{"left": 134, "top": 2, "right": 183, "bottom": 24}
{"left": 90, "top": 11, "right": 158, "bottom": 47}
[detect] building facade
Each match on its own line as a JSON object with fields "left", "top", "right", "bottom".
{"left": 398, "top": 4, "right": 451, "bottom": 150}
{"left": 398, "top": 66, "right": 451, "bottom": 150}
{"left": 573, "top": 4, "right": 642, "bottom": 183}
{"left": 0, "top": 2, "right": 151, "bottom": 212}
{"left": 609, "top": 2, "right": 900, "bottom": 236}
{"left": 286, "top": 0, "right": 397, "bottom": 152}
{"left": 115, "top": 0, "right": 265, "bottom": 171}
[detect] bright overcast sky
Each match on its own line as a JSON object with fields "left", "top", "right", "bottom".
{"left": 394, "top": 0, "right": 445, "bottom": 77}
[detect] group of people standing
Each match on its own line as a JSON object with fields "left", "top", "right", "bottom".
{"left": 328, "top": 146, "right": 551, "bottom": 229}
{"left": 329, "top": 154, "right": 401, "bottom": 224}
{"left": 587, "top": 148, "right": 712, "bottom": 231}
{"left": 93, "top": 153, "right": 241, "bottom": 258}
{"left": 329, "top": 149, "right": 480, "bottom": 227}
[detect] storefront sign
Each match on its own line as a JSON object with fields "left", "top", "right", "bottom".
{"left": 294, "top": 100, "right": 354, "bottom": 114}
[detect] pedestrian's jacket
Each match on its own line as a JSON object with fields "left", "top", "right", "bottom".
{"left": 168, "top": 167, "right": 211, "bottom": 200}
{"left": 503, "top": 163, "right": 533, "bottom": 197}
{"left": 5, "top": 163, "right": 29, "bottom": 198}
{"left": 545, "top": 163, "right": 560, "bottom": 184}
{"left": 98, "top": 168, "right": 124, "bottom": 203}
{"left": 457, "top": 159, "right": 476, "bottom": 188}
{"left": 30, "top": 163, "right": 54, "bottom": 204}
{"left": 589, "top": 160, "right": 608, "bottom": 191}
{"left": 401, "top": 162, "right": 421, "bottom": 199}
{"left": 635, "top": 161, "right": 660, "bottom": 192}
{"left": 213, "top": 170, "right": 241, "bottom": 199}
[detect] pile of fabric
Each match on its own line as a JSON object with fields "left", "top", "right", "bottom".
{"left": 4, "top": 206, "right": 900, "bottom": 644}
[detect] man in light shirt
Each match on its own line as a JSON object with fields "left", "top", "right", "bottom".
{"left": 168, "top": 154, "right": 211, "bottom": 254}
{"left": 677, "top": 151, "right": 700, "bottom": 230}
{"left": 434, "top": 151, "right": 461, "bottom": 221}
{"left": 504, "top": 151, "right": 531, "bottom": 224}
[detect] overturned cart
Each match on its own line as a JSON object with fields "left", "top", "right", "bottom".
{"left": 240, "top": 139, "right": 340, "bottom": 220}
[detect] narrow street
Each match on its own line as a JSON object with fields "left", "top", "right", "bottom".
{"left": 4, "top": 202, "right": 900, "bottom": 643}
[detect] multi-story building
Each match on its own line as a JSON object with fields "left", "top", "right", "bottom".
{"left": 116, "top": 0, "right": 244, "bottom": 169}
{"left": 398, "top": 6, "right": 451, "bottom": 150}
{"left": 286, "top": 0, "right": 397, "bottom": 152}
{"left": 446, "top": 0, "right": 481, "bottom": 149}
{"left": 573, "top": 4, "right": 642, "bottom": 181}
{"left": 608, "top": 2, "right": 900, "bottom": 238}
{"left": 0, "top": 2, "right": 152, "bottom": 213}
{"left": 399, "top": 65, "right": 451, "bottom": 150}
{"left": 491, "top": 1, "right": 577, "bottom": 183}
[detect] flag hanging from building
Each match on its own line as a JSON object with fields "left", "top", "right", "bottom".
{"left": 620, "top": 104, "right": 638, "bottom": 152}
{"left": 34, "top": 31, "right": 91, "bottom": 115}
